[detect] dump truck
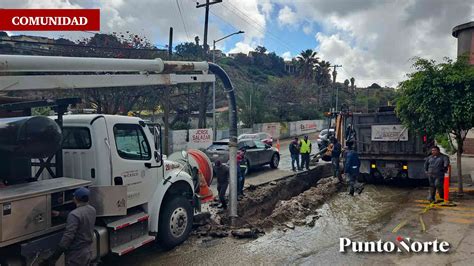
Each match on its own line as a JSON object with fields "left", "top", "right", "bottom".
{"left": 350, "top": 107, "right": 432, "bottom": 182}
{"left": 0, "top": 54, "right": 238, "bottom": 265}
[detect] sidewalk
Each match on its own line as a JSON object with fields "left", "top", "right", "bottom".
{"left": 448, "top": 154, "right": 474, "bottom": 185}
{"left": 384, "top": 185, "right": 474, "bottom": 265}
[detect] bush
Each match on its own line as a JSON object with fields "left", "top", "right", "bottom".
{"left": 435, "top": 134, "right": 456, "bottom": 155}
{"left": 171, "top": 121, "right": 190, "bottom": 130}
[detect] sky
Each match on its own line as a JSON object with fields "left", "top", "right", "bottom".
{"left": 1, "top": 0, "right": 473, "bottom": 87}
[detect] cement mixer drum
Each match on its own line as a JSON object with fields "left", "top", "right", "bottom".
{"left": 168, "top": 149, "right": 214, "bottom": 186}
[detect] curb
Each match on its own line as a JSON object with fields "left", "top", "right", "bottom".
{"left": 248, "top": 164, "right": 333, "bottom": 189}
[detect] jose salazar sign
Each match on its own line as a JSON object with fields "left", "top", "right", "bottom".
{"left": 171, "top": 129, "right": 213, "bottom": 152}
{"left": 191, "top": 129, "right": 212, "bottom": 144}
{"left": 339, "top": 237, "right": 450, "bottom": 253}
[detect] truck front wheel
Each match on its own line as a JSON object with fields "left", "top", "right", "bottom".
{"left": 158, "top": 196, "right": 193, "bottom": 250}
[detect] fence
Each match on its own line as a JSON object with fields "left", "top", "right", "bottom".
{"left": 167, "top": 119, "right": 325, "bottom": 153}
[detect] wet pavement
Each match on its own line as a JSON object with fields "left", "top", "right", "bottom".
{"left": 104, "top": 145, "right": 474, "bottom": 265}
{"left": 107, "top": 180, "right": 474, "bottom": 266}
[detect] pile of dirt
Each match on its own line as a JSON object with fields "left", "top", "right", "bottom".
{"left": 259, "top": 177, "right": 339, "bottom": 228}
{"left": 219, "top": 164, "right": 335, "bottom": 228}
{"left": 193, "top": 164, "right": 339, "bottom": 240}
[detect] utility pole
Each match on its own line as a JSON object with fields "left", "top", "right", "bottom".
{"left": 168, "top": 27, "right": 173, "bottom": 59}
{"left": 331, "top": 65, "right": 342, "bottom": 112}
{"left": 164, "top": 27, "right": 173, "bottom": 155}
{"left": 196, "top": 0, "right": 222, "bottom": 53}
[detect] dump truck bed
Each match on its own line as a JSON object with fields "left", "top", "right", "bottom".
{"left": 352, "top": 111, "right": 426, "bottom": 158}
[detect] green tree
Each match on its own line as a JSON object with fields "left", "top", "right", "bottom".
{"left": 237, "top": 85, "right": 266, "bottom": 127}
{"left": 350, "top": 77, "right": 355, "bottom": 91}
{"left": 314, "top": 60, "right": 331, "bottom": 86}
{"left": 396, "top": 57, "right": 474, "bottom": 194}
{"left": 297, "top": 49, "right": 319, "bottom": 80}
{"left": 267, "top": 77, "right": 308, "bottom": 121}
{"left": 344, "top": 79, "right": 350, "bottom": 90}
{"left": 175, "top": 42, "right": 204, "bottom": 60}
{"left": 254, "top": 46, "right": 267, "bottom": 54}
{"left": 174, "top": 42, "right": 209, "bottom": 128}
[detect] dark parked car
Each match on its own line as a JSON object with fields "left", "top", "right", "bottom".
{"left": 238, "top": 132, "right": 274, "bottom": 146}
{"left": 204, "top": 138, "right": 280, "bottom": 174}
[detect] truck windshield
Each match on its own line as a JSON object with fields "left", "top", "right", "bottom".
{"left": 114, "top": 124, "right": 151, "bottom": 160}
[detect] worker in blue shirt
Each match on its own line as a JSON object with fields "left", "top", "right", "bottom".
{"left": 344, "top": 142, "right": 363, "bottom": 196}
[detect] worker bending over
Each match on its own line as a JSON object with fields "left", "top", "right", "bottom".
{"left": 44, "top": 187, "right": 96, "bottom": 266}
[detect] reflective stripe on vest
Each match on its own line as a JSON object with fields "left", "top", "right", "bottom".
{"left": 300, "top": 139, "right": 311, "bottom": 153}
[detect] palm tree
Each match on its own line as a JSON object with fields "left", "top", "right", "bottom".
{"left": 296, "top": 49, "right": 319, "bottom": 80}
{"left": 314, "top": 60, "right": 331, "bottom": 86}
{"left": 344, "top": 79, "right": 350, "bottom": 90}
{"left": 314, "top": 60, "right": 331, "bottom": 105}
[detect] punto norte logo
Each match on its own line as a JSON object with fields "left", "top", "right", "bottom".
{"left": 339, "top": 236, "right": 450, "bottom": 253}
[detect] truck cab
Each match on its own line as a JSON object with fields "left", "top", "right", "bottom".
{"left": 1, "top": 114, "right": 198, "bottom": 265}
{"left": 59, "top": 114, "right": 197, "bottom": 247}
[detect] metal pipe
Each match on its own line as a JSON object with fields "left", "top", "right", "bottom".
{"left": 0, "top": 55, "right": 165, "bottom": 73}
{"left": 210, "top": 31, "right": 243, "bottom": 141}
{"left": 212, "top": 41, "right": 217, "bottom": 140}
{"left": 0, "top": 55, "right": 209, "bottom": 73}
{"left": 162, "top": 61, "right": 209, "bottom": 73}
{"left": 208, "top": 62, "right": 238, "bottom": 223}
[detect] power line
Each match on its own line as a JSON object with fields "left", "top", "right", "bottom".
{"left": 220, "top": 1, "right": 298, "bottom": 51}
{"left": 2, "top": 39, "right": 167, "bottom": 52}
{"left": 190, "top": 0, "right": 294, "bottom": 52}
{"left": 175, "top": 0, "right": 191, "bottom": 41}
{"left": 208, "top": 9, "right": 239, "bottom": 32}
{"left": 196, "top": 0, "right": 222, "bottom": 52}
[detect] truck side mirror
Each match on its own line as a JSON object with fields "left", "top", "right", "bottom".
{"left": 153, "top": 125, "right": 163, "bottom": 167}
{"left": 154, "top": 151, "right": 162, "bottom": 163}
{"left": 153, "top": 126, "right": 160, "bottom": 150}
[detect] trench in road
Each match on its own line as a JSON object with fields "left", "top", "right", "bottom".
{"left": 220, "top": 164, "right": 334, "bottom": 227}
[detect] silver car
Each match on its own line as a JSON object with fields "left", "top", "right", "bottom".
{"left": 204, "top": 138, "right": 280, "bottom": 174}
{"left": 317, "top": 128, "right": 335, "bottom": 149}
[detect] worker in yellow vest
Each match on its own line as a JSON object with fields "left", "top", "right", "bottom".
{"left": 299, "top": 135, "right": 312, "bottom": 171}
